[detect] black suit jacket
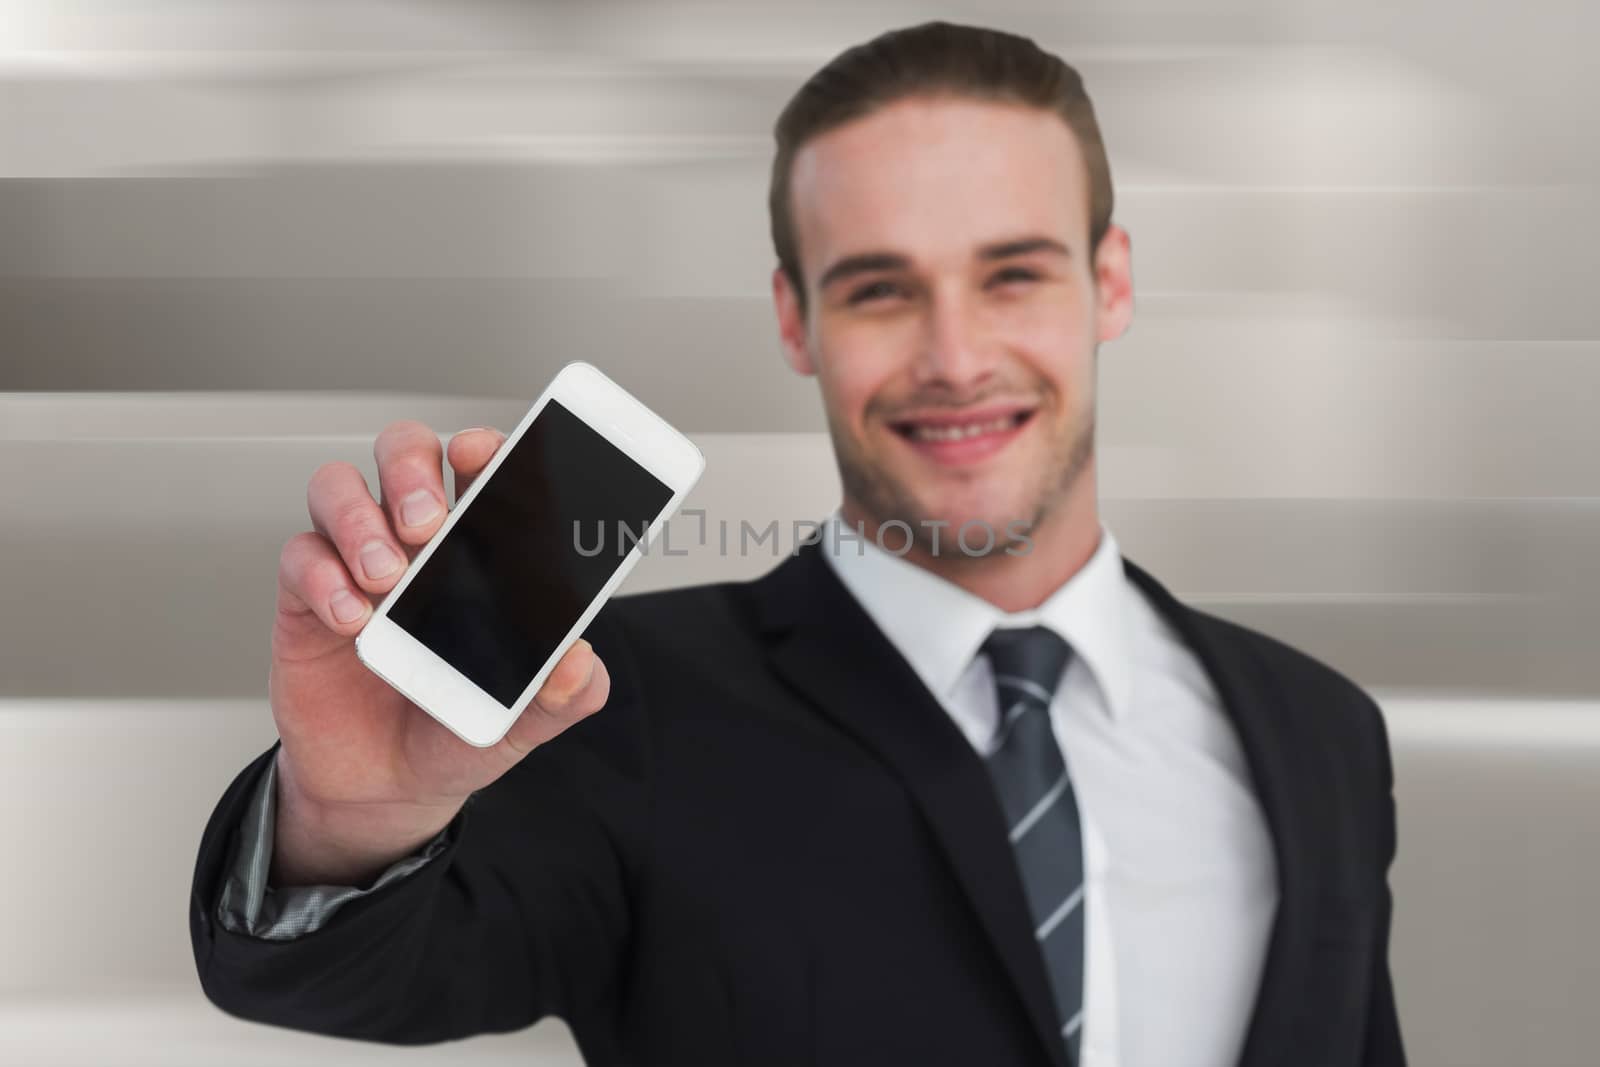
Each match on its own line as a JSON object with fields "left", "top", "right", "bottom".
{"left": 190, "top": 543, "right": 1404, "bottom": 1066}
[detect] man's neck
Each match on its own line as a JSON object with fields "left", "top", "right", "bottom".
{"left": 840, "top": 485, "right": 1103, "bottom": 615}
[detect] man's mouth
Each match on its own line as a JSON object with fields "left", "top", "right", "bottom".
{"left": 887, "top": 405, "right": 1037, "bottom": 465}
{"left": 893, "top": 410, "right": 1032, "bottom": 441}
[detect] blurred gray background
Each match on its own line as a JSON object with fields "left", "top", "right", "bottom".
{"left": 2, "top": 1, "right": 1598, "bottom": 1064}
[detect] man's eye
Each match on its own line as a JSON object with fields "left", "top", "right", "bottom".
{"left": 848, "top": 280, "right": 903, "bottom": 304}
{"left": 990, "top": 267, "right": 1039, "bottom": 286}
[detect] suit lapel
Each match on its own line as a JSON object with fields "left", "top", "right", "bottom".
{"left": 750, "top": 543, "right": 1314, "bottom": 1067}
{"left": 754, "top": 543, "right": 1073, "bottom": 1067}
{"left": 1120, "top": 557, "right": 1315, "bottom": 1067}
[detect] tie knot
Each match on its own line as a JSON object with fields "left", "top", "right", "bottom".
{"left": 983, "top": 625, "right": 1073, "bottom": 704}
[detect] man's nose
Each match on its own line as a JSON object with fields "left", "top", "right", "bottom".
{"left": 912, "top": 285, "right": 998, "bottom": 389}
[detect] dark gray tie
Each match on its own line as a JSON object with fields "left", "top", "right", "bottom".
{"left": 982, "top": 626, "right": 1086, "bottom": 1064}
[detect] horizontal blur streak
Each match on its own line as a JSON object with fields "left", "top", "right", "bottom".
{"left": 2, "top": 3, "right": 1598, "bottom": 1067}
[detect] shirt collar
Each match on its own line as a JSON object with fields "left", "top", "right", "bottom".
{"left": 819, "top": 510, "right": 1134, "bottom": 722}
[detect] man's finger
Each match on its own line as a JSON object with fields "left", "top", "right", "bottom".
{"left": 447, "top": 427, "right": 505, "bottom": 502}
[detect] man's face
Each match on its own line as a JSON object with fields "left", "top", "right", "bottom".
{"left": 773, "top": 95, "right": 1131, "bottom": 557}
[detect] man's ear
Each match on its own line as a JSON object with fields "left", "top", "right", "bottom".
{"left": 771, "top": 265, "right": 816, "bottom": 376}
{"left": 1093, "top": 223, "right": 1133, "bottom": 344}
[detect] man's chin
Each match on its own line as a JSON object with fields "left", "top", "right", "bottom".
{"left": 881, "top": 501, "right": 1037, "bottom": 558}
{"left": 840, "top": 451, "right": 1046, "bottom": 556}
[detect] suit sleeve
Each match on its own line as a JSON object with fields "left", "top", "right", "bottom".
{"left": 188, "top": 609, "right": 652, "bottom": 1044}
{"left": 216, "top": 751, "right": 453, "bottom": 940}
{"left": 1361, "top": 695, "right": 1406, "bottom": 1066}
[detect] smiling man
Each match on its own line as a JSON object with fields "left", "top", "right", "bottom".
{"left": 190, "top": 21, "right": 1405, "bottom": 1067}
{"left": 774, "top": 89, "right": 1115, "bottom": 611}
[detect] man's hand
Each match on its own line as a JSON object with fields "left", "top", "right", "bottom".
{"left": 266, "top": 420, "right": 612, "bottom": 886}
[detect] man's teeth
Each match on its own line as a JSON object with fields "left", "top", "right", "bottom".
{"left": 906, "top": 415, "right": 1019, "bottom": 442}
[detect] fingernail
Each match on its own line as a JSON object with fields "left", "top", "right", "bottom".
{"left": 330, "top": 589, "right": 367, "bottom": 624}
{"left": 360, "top": 540, "right": 401, "bottom": 580}
{"left": 401, "top": 489, "right": 441, "bottom": 527}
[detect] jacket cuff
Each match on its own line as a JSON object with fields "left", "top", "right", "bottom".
{"left": 215, "top": 749, "right": 456, "bottom": 941}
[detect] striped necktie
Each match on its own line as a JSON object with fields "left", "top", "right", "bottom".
{"left": 982, "top": 625, "right": 1086, "bottom": 1064}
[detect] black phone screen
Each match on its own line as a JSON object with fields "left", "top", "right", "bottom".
{"left": 387, "top": 399, "right": 673, "bottom": 708}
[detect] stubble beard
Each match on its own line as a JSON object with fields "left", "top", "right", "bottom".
{"left": 833, "top": 406, "right": 1096, "bottom": 562}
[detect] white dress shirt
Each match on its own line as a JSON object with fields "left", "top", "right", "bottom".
{"left": 820, "top": 512, "right": 1278, "bottom": 1067}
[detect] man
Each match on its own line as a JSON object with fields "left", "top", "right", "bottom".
{"left": 190, "top": 21, "right": 1404, "bottom": 1067}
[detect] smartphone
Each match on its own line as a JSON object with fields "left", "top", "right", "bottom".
{"left": 355, "top": 361, "right": 704, "bottom": 747}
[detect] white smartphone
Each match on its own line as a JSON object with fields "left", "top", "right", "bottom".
{"left": 355, "top": 361, "right": 704, "bottom": 747}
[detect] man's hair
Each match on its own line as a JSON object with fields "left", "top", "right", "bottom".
{"left": 768, "top": 20, "right": 1114, "bottom": 317}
